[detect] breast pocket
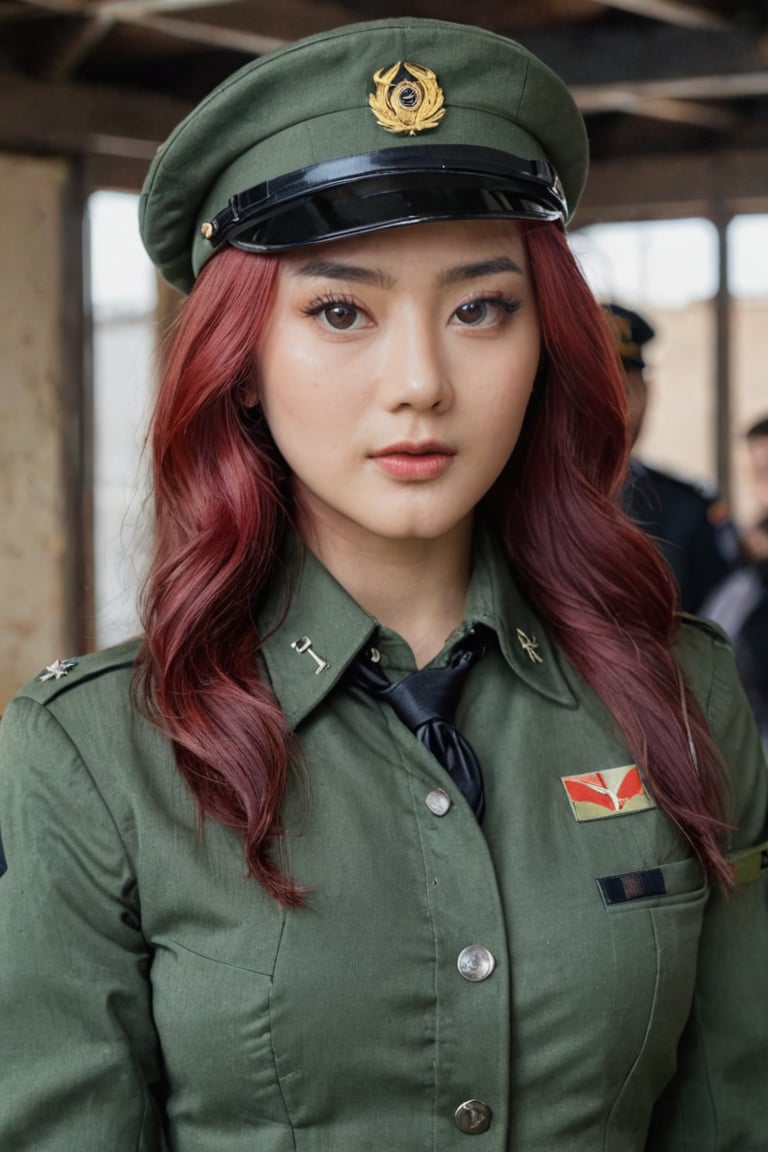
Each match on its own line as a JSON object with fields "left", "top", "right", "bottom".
{"left": 598, "top": 856, "right": 710, "bottom": 1148}
{"left": 151, "top": 938, "right": 295, "bottom": 1144}
{"left": 143, "top": 829, "right": 293, "bottom": 1143}
{"left": 602, "top": 857, "right": 708, "bottom": 1015}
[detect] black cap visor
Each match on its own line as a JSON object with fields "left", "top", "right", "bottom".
{"left": 203, "top": 145, "right": 566, "bottom": 253}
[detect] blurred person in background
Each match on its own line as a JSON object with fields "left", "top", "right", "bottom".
{"left": 741, "top": 416, "right": 768, "bottom": 562}
{"left": 703, "top": 415, "right": 768, "bottom": 744}
{"left": 604, "top": 302, "right": 740, "bottom": 614}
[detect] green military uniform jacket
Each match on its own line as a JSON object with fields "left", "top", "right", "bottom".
{"left": 1, "top": 531, "right": 767, "bottom": 1150}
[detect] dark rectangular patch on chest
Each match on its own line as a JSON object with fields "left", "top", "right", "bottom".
{"left": 597, "top": 867, "right": 666, "bottom": 905}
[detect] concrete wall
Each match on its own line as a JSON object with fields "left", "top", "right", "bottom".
{"left": 0, "top": 153, "right": 70, "bottom": 709}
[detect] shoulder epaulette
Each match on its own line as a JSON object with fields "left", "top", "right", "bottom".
{"left": 677, "top": 612, "right": 730, "bottom": 646}
{"left": 16, "top": 637, "right": 142, "bottom": 705}
{"left": 729, "top": 838, "right": 768, "bottom": 884}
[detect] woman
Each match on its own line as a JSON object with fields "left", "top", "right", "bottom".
{"left": 1, "top": 17, "right": 766, "bottom": 1151}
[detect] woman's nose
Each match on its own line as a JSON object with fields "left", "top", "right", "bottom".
{"left": 379, "top": 313, "right": 453, "bottom": 411}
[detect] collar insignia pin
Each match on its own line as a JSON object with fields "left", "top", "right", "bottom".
{"left": 291, "top": 636, "right": 330, "bottom": 675}
{"left": 516, "top": 628, "right": 543, "bottom": 664}
{"left": 38, "top": 658, "right": 77, "bottom": 682}
{"left": 369, "top": 61, "right": 446, "bottom": 135}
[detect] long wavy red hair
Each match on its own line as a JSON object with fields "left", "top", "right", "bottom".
{"left": 137, "top": 225, "right": 732, "bottom": 905}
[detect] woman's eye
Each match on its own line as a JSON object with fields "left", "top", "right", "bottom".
{"left": 323, "top": 304, "right": 358, "bottom": 330}
{"left": 315, "top": 302, "right": 366, "bottom": 331}
{"left": 454, "top": 297, "right": 520, "bottom": 327}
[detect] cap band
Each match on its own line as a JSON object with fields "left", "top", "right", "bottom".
{"left": 202, "top": 145, "right": 567, "bottom": 252}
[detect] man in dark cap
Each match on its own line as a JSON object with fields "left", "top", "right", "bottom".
{"left": 604, "top": 302, "right": 740, "bottom": 613}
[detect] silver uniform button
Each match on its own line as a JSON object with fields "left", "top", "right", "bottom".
{"left": 454, "top": 1099, "right": 492, "bottom": 1134}
{"left": 457, "top": 945, "right": 496, "bottom": 982}
{"left": 425, "top": 788, "right": 452, "bottom": 816}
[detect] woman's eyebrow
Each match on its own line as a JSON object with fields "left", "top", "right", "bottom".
{"left": 438, "top": 256, "right": 524, "bottom": 286}
{"left": 290, "top": 259, "right": 395, "bottom": 288}
{"left": 289, "top": 254, "right": 523, "bottom": 288}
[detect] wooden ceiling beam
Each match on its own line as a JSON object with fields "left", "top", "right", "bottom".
{"left": 96, "top": 0, "right": 250, "bottom": 13}
{"left": 575, "top": 146, "right": 768, "bottom": 223}
{"left": 0, "top": 1, "right": 52, "bottom": 21}
{"left": 17, "top": 0, "right": 246, "bottom": 9}
{"left": 572, "top": 70, "right": 768, "bottom": 111}
{"left": 15, "top": 0, "right": 85, "bottom": 12}
{"left": 106, "top": 11, "right": 285, "bottom": 55}
{"left": 519, "top": 21, "right": 761, "bottom": 88}
{"left": 590, "top": 95, "right": 737, "bottom": 129}
{"left": 583, "top": 0, "right": 729, "bottom": 30}
{"left": 0, "top": 72, "right": 192, "bottom": 156}
{"left": 37, "top": 17, "right": 115, "bottom": 80}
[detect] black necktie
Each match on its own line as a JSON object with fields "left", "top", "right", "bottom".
{"left": 349, "top": 626, "right": 492, "bottom": 821}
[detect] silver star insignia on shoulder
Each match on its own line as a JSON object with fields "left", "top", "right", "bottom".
{"left": 38, "top": 658, "right": 77, "bottom": 682}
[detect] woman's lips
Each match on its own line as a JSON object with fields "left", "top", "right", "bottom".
{"left": 372, "top": 442, "right": 455, "bottom": 481}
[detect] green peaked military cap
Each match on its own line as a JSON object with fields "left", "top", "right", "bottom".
{"left": 139, "top": 16, "right": 589, "bottom": 295}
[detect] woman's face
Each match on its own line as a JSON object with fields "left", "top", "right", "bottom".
{"left": 257, "top": 219, "right": 541, "bottom": 552}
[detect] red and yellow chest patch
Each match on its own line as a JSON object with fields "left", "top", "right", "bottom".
{"left": 561, "top": 765, "right": 655, "bottom": 822}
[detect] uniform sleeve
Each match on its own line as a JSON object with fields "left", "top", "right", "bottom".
{"left": 647, "top": 633, "right": 768, "bottom": 1150}
{"left": 0, "top": 696, "right": 167, "bottom": 1151}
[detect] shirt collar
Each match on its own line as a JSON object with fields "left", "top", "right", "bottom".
{"left": 258, "top": 532, "right": 378, "bottom": 730}
{"left": 258, "top": 526, "right": 575, "bottom": 730}
{"left": 461, "top": 526, "right": 576, "bottom": 709}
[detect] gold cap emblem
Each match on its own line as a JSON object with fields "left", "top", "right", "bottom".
{"left": 368, "top": 61, "right": 446, "bottom": 135}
